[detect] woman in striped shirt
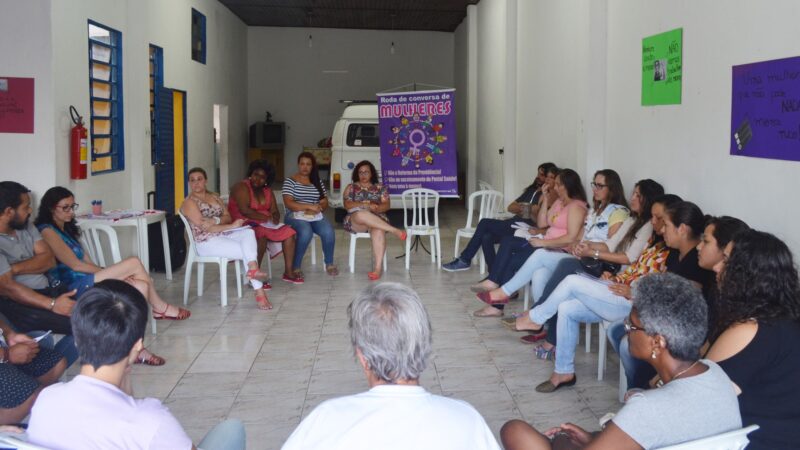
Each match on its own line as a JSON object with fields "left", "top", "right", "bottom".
{"left": 283, "top": 152, "right": 338, "bottom": 276}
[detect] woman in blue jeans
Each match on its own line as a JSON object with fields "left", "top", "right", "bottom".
{"left": 283, "top": 152, "right": 337, "bottom": 276}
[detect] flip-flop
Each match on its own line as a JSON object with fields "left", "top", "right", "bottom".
{"left": 367, "top": 272, "right": 381, "bottom": 281}
{"left": 473, "top": 307, "right": 503, "bottom": 317}
{"left": 535, "top": 376, "right": 577, "bottom": 393}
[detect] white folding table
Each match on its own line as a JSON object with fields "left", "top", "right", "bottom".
{"left": 77, "top": 210, "right": 173, "bottom": 280}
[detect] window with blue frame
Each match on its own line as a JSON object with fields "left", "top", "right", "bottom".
{"left": 149, "top": 44, "right": 163, "bottom": 165}
{"left": 191, "top": 8, "right": 206, "bottom": 64}
{"left": 88, "top": 21, "right": 124, "bottom": 173}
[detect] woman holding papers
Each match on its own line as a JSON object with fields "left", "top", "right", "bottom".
{"left": 181, "top": 168, "right": 271, "bottom": 310}
{"left": 519, "top": 198, "right": 713, "bottom": 393}
{"left": 342, "top": 161, "right": 406, "bottom": 280}
{"left": 472, "top": 169, "right": 588, "bottom": 317}
{"left": 230, "top": 159, "right": 299, "bottom": 284}
{"left": 283, "top": 152, "right": 338, "bottom": 277}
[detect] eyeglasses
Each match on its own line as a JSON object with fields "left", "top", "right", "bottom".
{"left": 358, "top": 170, "right": 372, "bottom": 175}
{"left": 591, "top": 182, "right": 608, "bottom": 190}
{"left": 59, "top": 203, "right": 79, "bottom": 212}
{"left": 623, "top": 316, "right": 647, "bottom": 334}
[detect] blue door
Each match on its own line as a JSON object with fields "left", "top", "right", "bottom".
{"left": 154, "top": 87, "right": 187, "bottom": 213}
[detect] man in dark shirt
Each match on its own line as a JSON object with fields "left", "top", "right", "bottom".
{"left": 0, "top": 182, "right": 75, "bottom": 335}
{"left": 443, "top": 163, "right": 557, "bottom": 272}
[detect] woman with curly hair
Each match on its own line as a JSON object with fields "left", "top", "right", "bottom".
{"left": 342, "top": 160, "right": 406, "bottom": 280}
{"left": 230, "top": 159, "right": 299, "bottom": 284}
{"left": 706, "top": 230, "right": 800, "bottom": 450}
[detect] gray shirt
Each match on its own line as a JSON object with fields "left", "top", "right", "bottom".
{"left": 0, "top": 222, "right": 49, "bottom": 290}
{"left": 613, "top": 360, "right": 742, "bottom": 449}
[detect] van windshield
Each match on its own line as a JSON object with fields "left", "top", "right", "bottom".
{"left": 346, "top": 124, "right": 380, "bottom": 147}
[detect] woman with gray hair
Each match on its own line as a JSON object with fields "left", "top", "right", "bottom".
{"left": 283, "top": 282, "right": 500, "bottom": 450}
{"left": 501, "top": 273, "right": 741, "bottom": 450}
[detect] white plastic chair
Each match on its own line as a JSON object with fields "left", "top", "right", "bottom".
{"left": 656, "top": 425, "right": 759, "bottom": 450}
{"left": 583, "top": 320, "right": 610, "bottom": 381}
{"left": 348, "top": 232, "right": 388, "bottom": 273}
{"left": 454, "top": 190, "right": 504, "bottom": 274}
{"left": 80, "top": 223, "right": 157, "bottom": 335}
{"left": 178, "top": 213, "right": 243, "bottom": 307}
{"left": 477, "top": 180, "right": 493, "bottom": 191}
{"left": 402, "top": 188, "right": 441, "bottom": 270}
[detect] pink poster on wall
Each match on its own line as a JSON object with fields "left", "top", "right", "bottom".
{"left": 0, "top": 77, "right": 35, "bottom": 134}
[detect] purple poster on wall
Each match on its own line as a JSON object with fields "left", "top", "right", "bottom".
{"left": 377, "top": 89, "right": 458, "bottom": 197}
{"left": 730, "top": 56, "right": 800, "bottom": 161}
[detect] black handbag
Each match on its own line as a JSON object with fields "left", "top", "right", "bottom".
{"left": 580, "top": 257, "right": 621, "bottom": 278}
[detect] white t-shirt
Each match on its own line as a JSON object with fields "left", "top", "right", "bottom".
{"left": 282, "top": 384, "right": 500, "bottom": 450}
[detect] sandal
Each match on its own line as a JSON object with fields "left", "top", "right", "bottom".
{"left": 152, "top": 304, "right": 191, "bottom": 321}
{"left": 293, "top": 269, "right": 305, "bottom": 279}
{"left": 367, "top": 271, "right": 381, "bottom": 281}
{"left": 326, "top": 265, "right": 339, "bottom": 276}
{"left": 398, "top": 231, "right": 407, "bottom": 241}
{"left": 255, "top": 292, "right": 272, "bottom": 310}
{"left": 135, "top": 349, "right": 166, "bottom": 366}
{"left": 534, "top": 344, "right": 556, "bottom": 361}
{"left": 477, "top": 290, "right": 509, "bottom": 305}
{"left": 246, "top": 269, "right": 269, "bottom": 281}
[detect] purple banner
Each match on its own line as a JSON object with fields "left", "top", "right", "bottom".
{"left": 377, "top": 89, "right": 458, "bottom": 196}
{"left": 731, "top": 56, "right": 800, "bottom": 161}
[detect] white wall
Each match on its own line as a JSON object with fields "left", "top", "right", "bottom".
{"left": 0, "top": 0, "right": 56, "bottom": 198}
{"left": 514, "top": 0, "right": 592, "bottom": 191}
{"left": 246, "top": 27, "right": 454, "bottom": 176}
{"left": 605, "top": 0, "right": 800, "bottom": 252}
{"left": 49, "top": 0, "right": 248, "bottom": 209}
{"left": 474, "top": 0, "right": 506, "bottom": 191}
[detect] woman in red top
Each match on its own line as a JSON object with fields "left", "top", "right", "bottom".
{"left": 230, "top": 160, "right": 300, "bottom": 284}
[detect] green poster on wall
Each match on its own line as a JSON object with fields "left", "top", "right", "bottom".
{"left": 641, "top": 28, "right": 682, "bottom": 105}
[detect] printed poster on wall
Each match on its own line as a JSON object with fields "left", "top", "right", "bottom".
{"left": 377, "top": 88, "right": 458, "bottom": 197}
{"left": 641, "top": 28, "right": 682, "bottom": 106}
{"left": 0, "top": 77, "right": 34, "bottom": 133}
{"left": 730, "top": 56, "right": 800, "bottom": 162}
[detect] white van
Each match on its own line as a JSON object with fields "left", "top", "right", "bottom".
{"left": 329, "top": 104, "right": 404, "bottom": 220}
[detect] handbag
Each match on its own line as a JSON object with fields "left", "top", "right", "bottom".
{"left": 580, "top": 257, "right": 621, "bottom": 278}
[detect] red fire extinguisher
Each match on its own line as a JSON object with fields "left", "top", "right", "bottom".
{"left": 69, "top": 106, "right": 88, "bottom": 180}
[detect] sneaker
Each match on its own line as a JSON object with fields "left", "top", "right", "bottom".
{"left": 282, "top": 273, "right": 304, "bottom": 284}
{"left": 442, "top": 258, "right": 471, "bottom": 272}
{"left": 262, "top": 282, "right": 272, "bottom": 291}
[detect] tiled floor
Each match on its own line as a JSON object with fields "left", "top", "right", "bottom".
{"left": 69, "top": 205, "right": 620, "bottom": 449}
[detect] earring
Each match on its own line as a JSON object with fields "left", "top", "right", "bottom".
{"left": 651, "top": 349, "right": 657, "bottom": 359}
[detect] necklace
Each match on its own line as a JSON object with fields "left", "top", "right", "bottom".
{"left": 672, "top": 360, "right": 699, "bottom": 381}
{"left": 655, "top": 360, "right": 699, "bottom": 388}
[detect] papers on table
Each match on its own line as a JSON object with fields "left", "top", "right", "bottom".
{"left": 510, "top": 221, "right": 531, "bottom": 230}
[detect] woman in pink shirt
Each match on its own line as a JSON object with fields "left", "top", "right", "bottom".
{"left": 473, "top": 169, "right": 588, "bottom": 317}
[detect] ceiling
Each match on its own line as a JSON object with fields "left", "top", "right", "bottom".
{"left": 217, "top": 0, "right": 480, "bottom": 32}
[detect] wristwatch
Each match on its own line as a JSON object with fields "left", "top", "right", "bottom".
{"left": 49, "top": 297, "right": 57, "bottom": 310}
{"left": 593, "top": 249, "right": 600, "bottom": 259}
